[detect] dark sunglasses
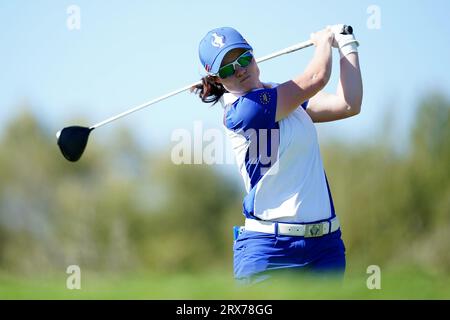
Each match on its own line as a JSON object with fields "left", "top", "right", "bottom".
{"left": 216, "top": 50, "right": 253, "bottom": 79}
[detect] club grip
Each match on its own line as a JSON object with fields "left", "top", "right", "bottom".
{"left": 342, "top": 25, "right": 353, "bottom": 35}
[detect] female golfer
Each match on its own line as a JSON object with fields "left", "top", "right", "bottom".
{"left": 193, "top": 26, "right": 362, "bottom": 283}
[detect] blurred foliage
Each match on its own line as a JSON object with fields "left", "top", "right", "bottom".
{"left": 0, "top": 91, "right": 449, "bottom": 279}
{"left": 322, "top": 92, "right": 450, "bottom": 274}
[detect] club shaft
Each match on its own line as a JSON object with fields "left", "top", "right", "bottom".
{"left": 255, "top": 40, "right": 313, "bottom": 64}
{"left": 90, "top": 83, "right": 197, "bottom": 129}
{"left": 90, "top": 40, "right": 313, "bottom": 130}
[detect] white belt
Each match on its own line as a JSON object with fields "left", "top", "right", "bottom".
{"left": 244, "top": 217, "right": 340, "bottom": 238}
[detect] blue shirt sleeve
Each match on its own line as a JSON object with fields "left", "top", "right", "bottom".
{"left": 225, "top": 88, "right": 278, "bottom": 133}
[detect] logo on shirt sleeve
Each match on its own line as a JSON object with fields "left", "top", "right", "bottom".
{"left": 259, "top": 92, "right": 271, "bottom": 105}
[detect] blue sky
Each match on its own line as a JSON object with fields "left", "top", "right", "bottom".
{"left": 1, "top": 0, "right": 450, "bottom": 158}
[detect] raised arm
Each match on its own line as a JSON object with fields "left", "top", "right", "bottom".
{"left": 306, "top": 25, "right": 363, "bottom": 122}
{"left": 307, "top": 52, "right": 363, "bottom": 122}
{"left": 275, "top": 28, "right": 334, "bottom": 122}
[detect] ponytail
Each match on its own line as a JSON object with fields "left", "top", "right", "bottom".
{"left": 191, "top": 75, "right": 227, "bottom": 106}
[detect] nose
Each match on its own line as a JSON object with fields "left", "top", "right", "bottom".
{"left": 234, "top": 64, "right": 247, "bottom": 78}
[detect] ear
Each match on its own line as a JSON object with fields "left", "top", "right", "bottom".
{"left": 208, "top": 75, "right": 222, "bottom": 85}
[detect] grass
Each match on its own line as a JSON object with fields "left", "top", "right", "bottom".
{"left": 1, "top": 266, "right": 449, "bottom": 299}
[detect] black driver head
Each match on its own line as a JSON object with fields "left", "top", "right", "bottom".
{"left": 56, "top": 126, "right": 93, "bottom": 162}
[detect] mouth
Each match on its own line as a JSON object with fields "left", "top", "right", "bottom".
{"left": 240, "top": 75, "right": 250, "bottom": 83}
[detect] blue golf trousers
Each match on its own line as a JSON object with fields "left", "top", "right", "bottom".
{"left": 233, "top": 228, "right": 346, "bottom": 284}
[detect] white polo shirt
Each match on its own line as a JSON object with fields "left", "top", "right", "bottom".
{"left": 221, "top": 83, "right": 336, "bottom": 223}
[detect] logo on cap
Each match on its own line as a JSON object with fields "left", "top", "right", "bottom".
{"left": 211, "top": 33, "right": 225, "bottom": 48}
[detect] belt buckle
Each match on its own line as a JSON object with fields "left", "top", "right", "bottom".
{"left": 304, "top": 223, "right": 324, "bottom": 238}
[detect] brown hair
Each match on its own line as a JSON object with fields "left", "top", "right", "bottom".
{"left": 191, "top": 75, "right": 227, "bottom": 106}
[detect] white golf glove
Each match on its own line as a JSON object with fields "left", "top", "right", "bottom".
{"left": 327, "top": 24, "right": 359, "bottom": 58}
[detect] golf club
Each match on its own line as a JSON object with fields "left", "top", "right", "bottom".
{"left": 57, "top": 25, "right": 353, "bottom": 162}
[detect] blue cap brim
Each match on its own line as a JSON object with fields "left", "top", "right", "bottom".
{"left": 209, "top": 43, "right": 253, "bottom": 74}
